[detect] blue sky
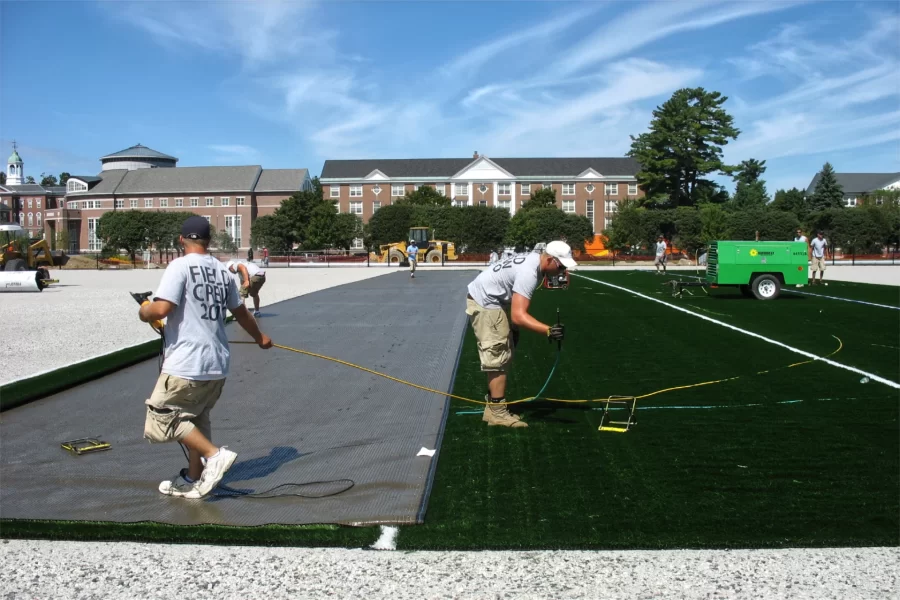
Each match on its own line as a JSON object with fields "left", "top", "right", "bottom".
{"left": 1, "top": 0, "right": 898, "bottom": 194}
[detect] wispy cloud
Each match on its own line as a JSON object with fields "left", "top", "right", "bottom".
{"left": 207, "top": 144, "right": 262, "bottom": 164}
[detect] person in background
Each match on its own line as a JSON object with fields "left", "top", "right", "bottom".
{"left": 810, "top": 231, "right": 828, "bottom": 285}
{"left": 226, "top": 259, "right": 266, "bottom": 317}
{"left": 654, "top": 235, "right": 668, "bottom": 274}
{"left": 489, "top": 249, "right": 500, "bottom": 265}
{"left": 407, "top": 239, "right": 419, "bottom": 278}
{"left": 263, "top": 247, "right": 269, "bottom": 268}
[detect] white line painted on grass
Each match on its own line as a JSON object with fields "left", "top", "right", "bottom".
{"left": 573, "top": 273, "right": 900, "bottom": 390}
{"left": 371, "top": 525, "right": 398, "bottom": 550}
{"left": 664, "top": 271, "right": 900, "bottom": 310}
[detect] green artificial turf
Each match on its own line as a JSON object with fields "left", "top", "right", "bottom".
{"left": 1, "top": 519, "right": 379, "bottom": 547}
{"left": 400, "top": 272, "right": 899, "bottom": 550}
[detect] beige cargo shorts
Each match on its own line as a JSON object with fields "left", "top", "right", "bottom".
{"left": 466, "top": 296, "right": 513, "bottom": 372}
{"left": 144, "top": 374, "right": 226, "bottom": 443}
{"left": 811, "top": 257, "right": 827, "bottom": 272}
{"left": 240, "top": 274, "right": 266, "bottom": 298}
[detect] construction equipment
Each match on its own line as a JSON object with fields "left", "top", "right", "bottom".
{"left": 370, "top": 227, "right": 458, "bottom": 264}
{"left": 705, "top": 240, "right": 808, "bottom": 300}
{"left": 543, "top": 271, "right": 570, "bottom": 290}
{"left": 0, "top": 223, "right": 67, "bottom": 290}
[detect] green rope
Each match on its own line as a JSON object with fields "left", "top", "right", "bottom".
{"left": 455, "top": 346, "right": 561, "bottom": 415}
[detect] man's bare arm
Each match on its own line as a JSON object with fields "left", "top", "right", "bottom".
{"left": 231, "top": 304, "right": 272, "bottom": 348}
{"left": 139, "top": 299, "right": 176, "bottom": 322}
{"left": 510, "top": 293, "right": 551, "bottom": 335}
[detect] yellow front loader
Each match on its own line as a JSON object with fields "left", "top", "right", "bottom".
{"left": 370, "top": 227, "right": 458, "bottom": 264}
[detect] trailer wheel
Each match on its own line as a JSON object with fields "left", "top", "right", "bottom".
{"left": 751, "top": 274, "right": 781, "bottom": 300}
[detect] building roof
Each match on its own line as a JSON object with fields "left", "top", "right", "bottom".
{"left": 254, "top": 168, "right": 309, "bottom": 192}
{"left": 67, "top": 170, "right": 129, "bottom": 196}
{"left": 100, "top": 144, "right": 178, "bottom": 162}
{"left": 0, "top": 183, "right": 53, "bottom": 194}
{"left": 68, "top": 166, "right": 263, "bottom": 196}
{"left": 70, "top": 175, "right": 102, "bottom": 184}
{"left": 8, "top": 149, "right": 22, "bottom": 164}
{"left": 320, "top": 157, "right": 641, "bottom": 179}
{"left": 806, "top": 172, "right": 900, "bottom": 195}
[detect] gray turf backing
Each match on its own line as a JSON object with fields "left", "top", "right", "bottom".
{"left": 0, "top": 270, "right": 476, "bottom": 526}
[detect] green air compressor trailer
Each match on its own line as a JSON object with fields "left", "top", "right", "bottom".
{"left": 706, "top": 240, "right": 809, "bottom": 300}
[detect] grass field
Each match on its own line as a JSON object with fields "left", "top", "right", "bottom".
{"left": 399, "top": 271, "right": 899, "bottom": 550}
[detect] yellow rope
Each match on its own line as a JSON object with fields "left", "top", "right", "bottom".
{"left": 230, "top": 335, "right": 843, "bottom": 408}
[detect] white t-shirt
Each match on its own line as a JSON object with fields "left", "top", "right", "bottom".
{"left": 810, "top": 237, "right": 827, "bottom": 258}
{"left": 154, "top": 253, "right": 242, "bottom": 380}
{"left": 235, "top": 260, "right": 264, "bottom": 277}
{"left": 794, "top": 235, "right": 808, "bottom": 243}
{"left": 656, "top": 241, "right": 667, "bottom": 257}
{"left": 467, "top": 252, "right": 542, "bottom": 310}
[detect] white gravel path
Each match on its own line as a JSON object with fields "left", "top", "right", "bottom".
{"left": 1, "top": 540, "right": 896, "bottom": 599}
{"left": 0, "top": 267, "right": 393, "bottom": 386}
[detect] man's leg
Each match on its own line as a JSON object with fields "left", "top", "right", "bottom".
{"left": 487, "top": 371, "right": 506, "bottom": 400}
{"left": 180, "top": 427, "right": 218, "bottom": 482}
{"left": 467, "top": 301, "right": 525, "bottom": 428}
{"left": 251, "top": 293, "right": 260, "bottom": 313}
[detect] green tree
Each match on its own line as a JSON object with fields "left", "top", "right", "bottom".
{"left": 628, "top": 87, "right": 740, "bottom": 207}
{"left": 520, "top": 186, "right": 557, "bottom": 211}
{"left": 366, "top": 204, "right": 415, "bottom": 248}
{"left": 699, "top": 203, "right": 730, "bottom": 243}
{"left": 396, "top": 185, "right": 452, "bottom": 207}
{"left": 672, "top": 206, "right": 703, "bottom": 256}
{"left": 831, "top": 209, "right": 883, "bottom": 256}
{"left": 54, "top": 229, "right": 70, "bottom": 252}
{"left": 865, "top": 201, "right": 900, "bottom": 251}
{"left": 455, "top": 206, "right": 510, "bottom": 253}
{"left": 505, "top": 206, "right": 592, "bottom": 251}
{"left": 0, "top": 172, "right": 6, "bottom": 185}
{"left": 59, "top": 172, "right": 71, "bottom": 185}
{"left": 214, "top": 229, "right": 238, "bottom": 253}
{"left": 250, "top": 214, "right": 293, "bottom": 253}
{"left": 25, "top": 175, "right": 35, "bottom": 184}
{"left": 730, "top": 158, "right": 769, "bottom": 209}
{"left": 331, "top": 213, "right": 362, "bottom": 250}
{"left": 40, "top": 173, "right": 59, "bottom": 187}
{"left": 97, "top": 211, "right": 151, "bottom": 263}
{"left": 771, "top": 188, "right": 809, "bottom": 220}
{"left": 727, "top": 209, "right": 799, "bottom": 241}
{"left": 810, "top": 162, "right": 844, "bottom": 211}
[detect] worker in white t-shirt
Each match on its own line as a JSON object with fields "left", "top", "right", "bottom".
{"left": 465, "top": 241, "right": 574, "bottom": 428}
{"left": 654, "top": 235, "right": 668, "bottom": 274}
{"left": 810, "top": 231, "right": 828, "bottom": 285}
{"left": 226, "top": 259, "right": 266, "bottom": 317}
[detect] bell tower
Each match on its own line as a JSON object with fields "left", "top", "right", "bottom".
{"left": 7, "top": 141, "right": 24, "bottom": 185}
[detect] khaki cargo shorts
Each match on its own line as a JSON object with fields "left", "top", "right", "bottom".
{"left": 466, "top": 297, "right": 513, "bottom": 372}
{"left": 811, "top": 257, "right": 827, "bottom": 272}
{"left": 240, "top": 274, "right": 266, "bottom": 298}
{"left": 144, "top": 374, "right": 226, "bottom": 443}
{"left": 654, "top": 254, "right": 667, "bottom": 266}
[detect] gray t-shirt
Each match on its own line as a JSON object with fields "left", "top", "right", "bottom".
{"left": 154, "top": 254, "right": 242, "bottom": 380}
{"left": 810, "top": 237, "right": 827, "bottom": 258}
{"left": 467, "top": 252, "right": 542, "bottom": 310}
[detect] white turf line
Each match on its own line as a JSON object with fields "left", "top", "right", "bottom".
{"left": 371, "top": 526, "right": 399, "bottom": 550}
{"left": 573, "top": 273, "right": 900, "bottom": 390}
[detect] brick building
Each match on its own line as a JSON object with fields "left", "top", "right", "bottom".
{"left": 320, "top": 153, "right": 643, "bottom": 249}
{"left": 0, "top": 144, "right": 67, "bottom": 237}
{"left": 5, "top": 143, "right": 312, "bottom": 253}
{"left": 805, "top": 171, "right": 900, "bottom": 207}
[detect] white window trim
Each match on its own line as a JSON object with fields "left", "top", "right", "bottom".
{"left": 373, "top": 201, "right": 381, "bottom": 211}
{"left": 160, "top": 198, "right": 169, "bottom": 208}
{"left": 562, "top": 183, "right": 576, "bottom": 196}
{"left": 392, "top": 184, "right": 405, "bottom": 197}
{"left": 628, "top": 183, "right": 638, "bottom": 195}
{"left": 436, "top": 184, "right": 446, "bottom": 196}
{"left": 586, "top": 199, "right": 595, "bottom": 221}
{"left": 330, "top": 186, "right": 340, "bottom": 198}
{"left": 175, "top": 198, "right": 184, "bottom": 207}
{"left": 236, "top": 197, "right": 245, "bottom": 206}
{"left": 521, "top": 183, "right": 531, "bottom": 195}
{"left": 145, "top": 198, "right": 153, "bottom": 208}
{"left": 350, "top": 201, "right": 363, "bottom": 215}
{"left": 562, "top": 199, "right": 576, "bottom": 213}
{"left": 130, "top": 199, "right": 138, "bottom": 208}
{"left": 455, "top": 183, "right": 468, "bottom": 196}
{"left": 190, "top": 198, "right": 199, "bottom": 207}
{"left": 206, "top": 197, "right": 215, "bottom": 207}
{"left": 350, "top": 185, "right": 363, "bottom": 197}
{"left": 115, "top": 199, "right": 125, "bottom": 209}
{"left": 605, "top": 183, "right": 618, "bottom": 195}
{"left": 498, "top": 183, "right": 511, "bottom": 195}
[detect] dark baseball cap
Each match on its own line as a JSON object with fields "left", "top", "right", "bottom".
{"left": 181, "top": 215, "right": 211, "bottom": 240}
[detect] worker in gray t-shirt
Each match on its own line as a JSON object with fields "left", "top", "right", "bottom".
{"left": 810, "top": 231, "right": 828, "bottom": 285}
{"left": 465, "top": 241, "right": 575, "bottom": 428}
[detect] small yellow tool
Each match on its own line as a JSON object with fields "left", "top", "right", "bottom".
{"left": 61, "top": 437, "right": 111, "bottom": 455}
{"left": 130, "top": 291, "right": 164, "bottom": 336}
{"left": 598, "top": 396, "right": 637, "bottom": 433}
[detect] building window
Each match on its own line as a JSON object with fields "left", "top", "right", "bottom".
{"left": 330, "top": 186, "right": 340, "bottom": 198}
{"left": 521, "top": 183, "right": 531, "bottom": 195}
{"left": 190, "top": 198, "right": 199, "bottom": 207}
{"left": 225, "top": 215, "right": 242, "bottom": 248}
{"left": 436, "top": 184, "right": 445, "bottom": 196}
{"left": 586, "top": 200, "right": 594, "bottom": 222}
{"left": 563, "top": 184, "right": 576, "bottom": 196}
{"left": 562, "top": 199, "right": 575, "bottom": 213}
{"left": 28, "top": 213, "right": 33, "bottom": 226}
{"left": 67, "top": 202, "right": 76, "bottom": 210}
{"left": 27, "top": 199, "right": 32, "bottom": 209}
{"left": 392, "top": 184, "right": 405, "bottom": 197}
{"left": 160, "top": 198, "right": 169, "bottom": 208}
{"left": 236, "top": 197, "right": 245, "bottom": 206}
{"left": 373, "top": 185, "right": 382, "bottom": 195}
{"left": 498, "top": 199, "right": 511, "bottom": 212}
{"left": 876, "top": 197, "right": 884, "bottom": 206}
{"left": 543, "top": 183, "right": 552, "bottom": 190}
{"left": 373, "top": 201, "right": 381, "bottom": 212}
{"left": 37, "top": 212, "right": 42, "bottom": 227}
{"left": 414, "top": 184, "right": 421, "bottom": 191}
{"left": 455, "top": 183, "right": 468, "bottom": 196}
{"left": 221, "top": 197, "right": 230, "bottom": 207}
{"left": 479, "top": 199, "right": 487, "bottom": 206}
{"left": 478, "top": 184, "right": 488, "bottom": 194}
{"left": 628, "top": 183, "right": 638, "bottom": 195}
{"left": 605, "top": 183, "right": 618, "bottom": 196}
{"left": 605, "top": 216, "right": 613, "bottom": 229}
{"left": 36, "top": 198, "right": 41, "bottom": 208}
{"left": 206, "top": 197, "right": 215, "bottom": 207}
{"left": 175, "top": 198, "right": 184, "bottom": 207}
{"left": 145, "top": 198, "right": 153, "bottom": 208}
{"left": 350, "top": 185, "right": 363, "bottom": 197}
{"left": 18, "top": 212, "right": 24, "bottom": 224}
{"left": 204, "top": 215, "right": 211, "bottom": 223}
{"left": 67, "top": 180, "right": 88, "bottom": 193}
{"left": 605, "top": 200, "right": 618, "bottom": 213}
{"left": 350, "top": 201, "right": 363, "bottom": 215}
{"left": 88, "top": 217, "right": 101, "bottom": 252}
{"left": 844, "top": 197, "right": 857, "bottom": 207}
{"left": 351, "top": 238, "right": 364, "bottom": 250}
{"left": 115, "top": 199, "right": 124, "bottom": 209}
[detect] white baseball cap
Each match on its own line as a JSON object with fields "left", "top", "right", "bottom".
{"left": 225, "top": 260, "right": 236, "bottom": 271}
{"left": 545, "top": 240, "right": 577, "bottom": 269}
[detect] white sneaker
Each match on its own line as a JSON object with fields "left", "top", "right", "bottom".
{"left": 194, "top": 447, "right": 237, "bottom": 497}
{"left": 253, "top": 310, "right": 261, "bottom": 317}
{"left": 159, "top": 468, "right": 201, "bottom": 499}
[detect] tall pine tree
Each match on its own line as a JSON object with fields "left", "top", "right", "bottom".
{"left": 731, "top": 158, "right": 769, "bottom": 208}
{"left": 810, "top": 162, "right": 844, "bottom": 211}
{"left": 628, "top": 87, "right": 740, "bottom": 207}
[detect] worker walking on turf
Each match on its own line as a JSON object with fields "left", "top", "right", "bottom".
{"left": 227, "top": 259, "right": 266, "bottom": 317}
{"left": 139, "top": 216, "right": 273, "bottom": 499}
{"left": 407, "top": 239, "right": 419, "bottom": 278}
{"left": 810, "top": 231, "right": 828, "bottom": 285}
{"left": 465, "top": 241, "right": 573, "bottom": 428}
{"left": 654, "top": 235, "right": 668, "bottom": 274}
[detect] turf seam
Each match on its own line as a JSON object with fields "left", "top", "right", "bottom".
{"left": 573, "top": 273, "right": 900, "bottom": 390}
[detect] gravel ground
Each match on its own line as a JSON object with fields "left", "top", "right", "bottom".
{"left": 1, "top": 540, "right": 896, "bottom": 599}
{"left": 0, "top": 267, "right": 393, "bottom": 385}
